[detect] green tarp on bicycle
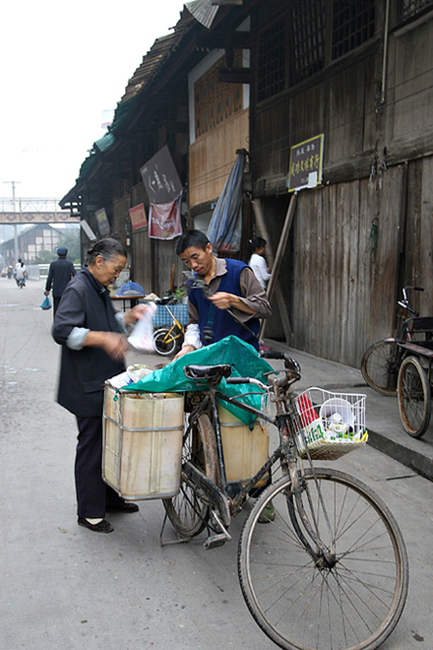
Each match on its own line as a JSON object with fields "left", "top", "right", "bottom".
{"left": 122, "top": 335, "right": 273, "bottom": 425}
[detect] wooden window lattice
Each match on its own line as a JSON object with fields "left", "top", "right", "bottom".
{"left": 290, "top": 0, "right": 325, "bottom": 86}
{"left": 194, "top": 51, "right": 243, "bottom": 140}
{"left": 400, "top": 0, "right": 433, "bottom": 19}
{"left": 332, "top": 0, "right": 375, "bottom": 60}
{"left": 258, "top": 18, "right": 286, "bottom": 102}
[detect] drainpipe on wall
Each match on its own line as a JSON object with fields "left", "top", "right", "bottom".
{"left": 379, "top": 0, "right": 391, "bottom": 105}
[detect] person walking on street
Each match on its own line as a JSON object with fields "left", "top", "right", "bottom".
{"left": 45, "top": 247, "right": 77, "bottom": 314}
{"left": 16, "top": 261, "right": 27, "bottom": 288}
{"left": 52, "top": 238, "right": 148, "bottom": 534}
{"left": 14, "top": 258, "right": 22, "bottom": 286}
{"left": 247, "top": 237, "right": 271, "bottom": 290}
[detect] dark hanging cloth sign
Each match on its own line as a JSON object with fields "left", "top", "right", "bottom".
{"left": 95, "top": 207, "right": 110, "bottom": 236}
{"left": 288, "top": 134, "right": 324, "bottom": 192}
{"left": 140, "top": 145, "right": 182, "bottom": 205}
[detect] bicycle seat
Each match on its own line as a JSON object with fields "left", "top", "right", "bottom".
{"left": 156, "top": 295, "right": 176, "bottom": 305}
{"left": 183, "top": 364, "right": 232, "bottom": 385}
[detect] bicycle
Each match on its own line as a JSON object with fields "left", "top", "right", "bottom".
{"left": 153, "top": 299, "right": 185, "bottom": 356}
{"left": 162, "top": 350, "right": 409, "bottom": 650}
{"left": 361, "top": 285, "right": 423, "bottom": 396}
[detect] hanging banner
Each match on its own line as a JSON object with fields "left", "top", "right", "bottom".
{"left": 140, "top": 145, "right": 182, "bottom": 205}
{"left": 149, "top": 200, "right": 181, "bottom": 240}
{"left": 129, "top": 203, "right": 147, "bottom": 230}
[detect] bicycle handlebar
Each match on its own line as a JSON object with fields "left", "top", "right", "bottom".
{"left": 260, "top": 350, "right": 302, "bottom": 378}
{"left": 226, "top": 376, "right": 268, "bottom": 391}
{"left": 397, "top": 301, "right": 419, "bottom": 316}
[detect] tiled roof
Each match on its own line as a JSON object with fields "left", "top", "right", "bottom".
{"left": 121, "top": 33, "right": 179, "bottom": 103}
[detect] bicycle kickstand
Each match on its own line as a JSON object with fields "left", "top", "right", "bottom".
{"left": 203, "top": 510, "right": 232, "bottom": 550}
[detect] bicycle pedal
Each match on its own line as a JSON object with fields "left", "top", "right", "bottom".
{"left": 203, "top": 533, "right": 230, "bottom": 550}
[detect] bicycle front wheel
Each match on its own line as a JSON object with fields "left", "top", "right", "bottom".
{"left": 238, "top": 469, "right": 408, "bottom": 650}
{"left": 361, "top": 340, "right": 398, "bottom": 396}
{"left": 163, "top": 413, "right": 218, "bottom": 537}
{"left": 153, "top": 327, "right": 177, "bottom": 355}
{"left": 397, "top": 355, "right": 431, "bottom": 438}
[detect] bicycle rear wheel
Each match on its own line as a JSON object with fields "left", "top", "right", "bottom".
{"left": 238, "top": 469, "right": 408, "bottom": 650}
{"left": 361, "top": 340, "right": 398, "bottom": 396}
{"left": 153, "top": 327, "right": 177, "bottom": 355}
{"left": 397, "top": 355, "right": 431, "bottom": 438}
{"left": 163, "top": 413, "right": 218, "bottom": 537}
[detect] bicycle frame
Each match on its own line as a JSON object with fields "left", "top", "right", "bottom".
{"left": 160, "top": 305, "right": 184, "bottom": 339}
{"left": 180, "top": 362, "right": 336, "bottom": 562}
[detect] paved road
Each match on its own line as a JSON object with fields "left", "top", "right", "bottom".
{"left": 1, "top": 278, "right": 432, "bottom": 650}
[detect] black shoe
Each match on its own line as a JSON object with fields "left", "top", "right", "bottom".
{"left": 106, "top": 502, "right": 139, "bottom": 513}
{"left": 78, "top": 517, "right": 114, "bottom": 533}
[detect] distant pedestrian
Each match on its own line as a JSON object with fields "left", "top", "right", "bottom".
{"left": 247, "top": 237, "right": 271, "bottom": 290}
{"left": 45, "top": 247, "right": 77, "bottom": 314}
{"left": 14, "top": 258, "right": 22, "bottom": 286}
{"left": 16, "top": 261, "right": 27, "bottom": 288}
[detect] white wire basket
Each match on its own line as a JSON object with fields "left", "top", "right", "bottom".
{"left": 295, "top": 387, "right": 368, "bottom": 461}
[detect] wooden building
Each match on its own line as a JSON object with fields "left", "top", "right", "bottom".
{"left": 60, "top": 0, "right": 433, "bottom": 367}
{"left": 0, "top": 224, "right": 61, "bottom": 265}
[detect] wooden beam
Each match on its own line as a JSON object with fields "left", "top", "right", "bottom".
{"left": 197, "top": 32, "right": 251, "bottom": 51}
{"left": 218, "top": 67, "right": 251, "bottom": 84}
{"left": 251, "top": 198, "right": 294, "bottom": 345}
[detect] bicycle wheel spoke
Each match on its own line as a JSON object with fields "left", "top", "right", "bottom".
{"left": 163, "top": 412, "right": 217, "bottom": 537}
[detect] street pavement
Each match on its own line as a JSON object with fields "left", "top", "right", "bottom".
{"left": 1, "top": 277, "right": 433, "bottom": 650}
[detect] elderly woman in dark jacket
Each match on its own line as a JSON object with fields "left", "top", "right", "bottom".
{"left": 52, "top": 238, "right": 146, "bottom": 534}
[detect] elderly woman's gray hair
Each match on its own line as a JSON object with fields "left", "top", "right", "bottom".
{"left": 86, "top": 238, "right": 127, "bottom": 265}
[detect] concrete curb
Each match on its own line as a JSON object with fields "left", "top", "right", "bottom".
{"left": 368, "top": 429, "right": 433, "bottom": 481}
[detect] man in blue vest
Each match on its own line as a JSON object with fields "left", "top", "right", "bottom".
{"left": 175, "top": 230, "right": 274, "bottom": 522}
{"left": 174, "top": 230, "right": 272, "bottom": 358}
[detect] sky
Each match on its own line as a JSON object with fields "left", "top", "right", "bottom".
{"left": 0, "top": 0, "right": 186, "bottom": 202}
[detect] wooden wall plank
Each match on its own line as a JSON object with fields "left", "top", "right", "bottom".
{"left": 189, "top": 109, "right": 249, "bottom": 207}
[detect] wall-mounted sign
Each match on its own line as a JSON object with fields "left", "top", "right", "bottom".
{"left": 95, "top": 207, "right": 110, "bottom": 236}
{"left": 140, "top": 145, "right": 182, "bottom": 205}
{"left": 128, "top": 203, "right": 147, "bottom": 230}
{"left": 288, "top": 134, "right": 324, "bottom": 192}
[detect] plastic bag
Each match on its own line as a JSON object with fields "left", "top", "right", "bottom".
{"left": 122, "top": 335, "right": 273, "bottom": 424}
{"left": 127, "top": 303, "right": 157, "bottom": 352}
{"left": 40, "top": 295, "right": 52, "bottom": 310}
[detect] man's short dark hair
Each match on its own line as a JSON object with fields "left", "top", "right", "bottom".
{"left": 176, "top": 230, "right": 210, "bottom": 255}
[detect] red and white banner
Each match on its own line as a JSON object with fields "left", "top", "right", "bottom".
{"left": 148, "top": 200, "right": 181, "bottom": 240}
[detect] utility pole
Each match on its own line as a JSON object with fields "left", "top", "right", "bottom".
{"left": 3, "top": 181, "right": 20, "bottom": 261}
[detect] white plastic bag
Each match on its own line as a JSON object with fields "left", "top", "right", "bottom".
{"left": 127, "top": 303, "right": 157, "bottom": 352}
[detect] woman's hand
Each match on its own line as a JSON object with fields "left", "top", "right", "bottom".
{"left": 84, "top": 331, "right": 129, "bottom": 360}
{"left": 124, "top": 303, "right": 149, "bottom": 326}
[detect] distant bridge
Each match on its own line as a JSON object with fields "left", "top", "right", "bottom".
{"left": 0, "top": 198, "right": 79, "bottom": 224}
